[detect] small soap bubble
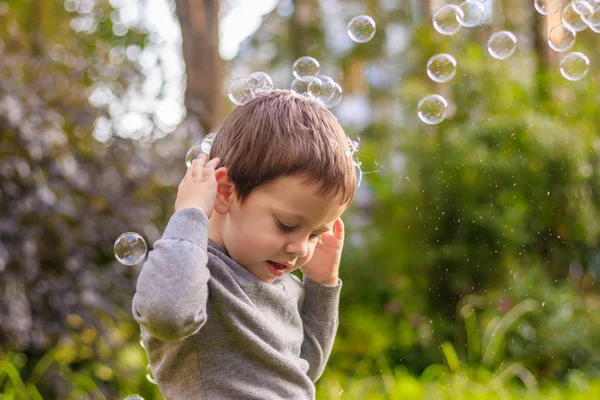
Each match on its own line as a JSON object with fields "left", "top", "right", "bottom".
{"left": 347, "top": 15, "right": 376, "bottom": 43}
{"left": 124, "top": 395, "right": 144, "bottom": 400}
{"left": 185, "top": 144, "right": 204, "bottom": 167}
{"left": 307, "top": 77, "right": 323, "bottom": 99}
{"left": 146, "top": 364, "right": 157, "bottom": 385}
{"left": 583, "top": 5, "right": 600, "bottom": 28}
{"left": 228, "top": 77, "right": 252, "bottom": 106}
{"left": 548, "top": 25, "right": 576, "bottom": 52}
{"left": 290, "top": 79, "right": 310, "bottom": 96}
{"left": 560, "top": 52, "right": 590, "bottom": 81}
{"left": 114, "top": 232, "right": 147, "bottom": 266}
{"left": 433, "top": 5, "right": 464, "bottom": 36}
{"left": 426, "top": 54, "right": 457, "bottom": 83}
{"left": 293, "top": 56, "right": 320, "bottom": 81}
{"left": 315, "top": 75, "right": 336, "bottom": 104}
{"left": 323, "top": 83, "right": 343, "bottom": 108}
{"left": 487, "top": 31, "right": 517, "bottom": 60}
{"left": 534, "top": 0, "right": 561, "bottom": 15}
{"left": 248, "top": 71, "right": 273, "bottom": 97}
{"left": 417, "top": 94, "right": 448, "bottom": 125}
{"left": 562, "top": 1, "right": 594, "bottom": 32}
{"left": 201, "top": 132, "right": 216, "bottom": 155}
{"left": 459, "top": 1, "right": 484, "bottom": 28}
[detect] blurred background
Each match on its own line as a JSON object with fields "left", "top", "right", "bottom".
{"left": 1, "top": 0, "right": 600, "bottom": 398}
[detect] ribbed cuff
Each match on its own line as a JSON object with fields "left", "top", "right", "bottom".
{"left": 301, "top": 277, "right": 342, "bottom": 321}
{"left": 162, "top": 207, "right": 209, "bottom": 248}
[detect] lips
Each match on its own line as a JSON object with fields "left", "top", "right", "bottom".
{"left": 269, "top": 261, "right": 287, "bottom": 269}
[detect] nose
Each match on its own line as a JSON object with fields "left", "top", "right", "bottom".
{"left": 284, "top": 235, "right": 309, "bottom": 258}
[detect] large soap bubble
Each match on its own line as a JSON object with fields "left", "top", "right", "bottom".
{"left": 114, "top": 232, "right": 147, "bottom": 266}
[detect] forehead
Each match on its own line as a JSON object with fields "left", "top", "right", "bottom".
{"left": 249, "top": 175, "right": 348, "bottom": 222}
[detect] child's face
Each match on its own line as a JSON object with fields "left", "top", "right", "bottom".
{"left": 220, "top": 174, "right": 348, "bottom": 283}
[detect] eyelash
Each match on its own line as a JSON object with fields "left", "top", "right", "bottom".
{"left": 276, "top": 221, "right": 321, "bottom": 239}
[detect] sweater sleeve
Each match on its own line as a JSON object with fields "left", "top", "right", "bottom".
{"left": 299, "top": 276, "right": 342, "bottom": 382}
{"left": 132, "top": 207, "right": 211, "bottom": 342}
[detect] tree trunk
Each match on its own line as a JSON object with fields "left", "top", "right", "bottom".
{"left": 174, "top": 0, "right": 224, "bottom": 133}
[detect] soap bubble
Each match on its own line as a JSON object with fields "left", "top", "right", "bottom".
{"left": 426, "top": 54, "right": 457, "bottom": 83}
{"left": 433, "top": 5, "right": 464, "bottom": 36}
{"left": 548, "top": 25, "right": 576, "bottom": 52}
{"left": 185, "top": 144, "right": 204, "bottom": 167}
{"left": 487, "top": 31, "right": 517, "bottom": 60}
{"left": 459, "top": 1, "right": 485, "bottom": 28}
{"left": 323, "top": 83, "right": 343, "bottom": 108}
{"left": 228, "top": 77, "right": 252, "bottom": 106}
{"left": 347, "top": 15, "right": 376, "bottom": 43}
{"left": 290, "top": 78, "right": 310, "bottom": 96}
{"left": 114, "top": 232, "right": 147, "bottom": 266}
{"left": 201, "top": 132, "right": 216, "bottom": 155}
{"left": 417, "top": 94, "right": 448, "bottom": 125}
{"left": 313, "top": 75, "right": 335, "bottom": 103}
{"left": 534, "top": 0, "right": 561, "bottom": 15}
{"left": 307, "top": 77, "right": 323, "bottom": 99}
{"left": 293, "top": 56, "right": 320, "bottom": 81}
{"left": 248, "top": 72, "right": 273, "bottom": 96}
{"left": 562, "top": 1, "right": 594, "bottom": 32}
{"left": 560, "top": 52, "right": 590, "bottom": 81}
{"left": 583, "top": 5, "right": 600, "bottom": 27}
{"left": 124, "top": 395, "right": 144, "bottom": 400}
{"left": 139, "top": 334, "right": 145, "bottom": 350}
{"left": 146, "top": 364, "right": 157, "bottom": 385}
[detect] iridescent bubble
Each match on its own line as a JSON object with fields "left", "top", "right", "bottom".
{"left": 487, "top": 31, "right": 517, "bottom": 60}
{"left": 433, "top": 5, "right": 464, "bottom": 36}
{"left": 548, "top": 25, "right": 576, "bottom": 52}
{"left": 534, "top": 0, "right": 561, "bottom": 15}
{"left": 562, "top": 1, "right": 594, "bottom": 32}
{"left": 560, "top": 52, "right": 590, "bottom": 81}
{"left": 314, "top": 75, "right": 338, "bottom": 104}
{"left": 347, "top": 15, "right": 376, "bottom": 43}
{"left": 248, "top": 71, "right": 273, "bottom": 97}
{"left": 124, "top": 395, "right": 144, "bottom": 400}
{"left": 185, "top": 144, "right": 203, "bottom": 167}
{"left": 227, "top": 77, "right": 252, "bottom": 106}
{"left": 146, "top": 364, "right": 157, "bottom": 385}
{"left": 290, "top": 79, "right": 310, "bottom": 96}
{"left": 307, "top": 77, "right": 323, "bottom": 99}
{"left": 459, "top": 1, "right": 485, "bottom": 28}
{"left": 583, "top": 4, "right": 600, "bottom": 27}
{"left": 201, "top": 132, "right": 216, "bottom": 155}
{"left": 323, "top": 83, "right": 343, "bottom": 108}
{"left": 426, "top": 54, "right": 457, "bottom": 83}
{"left": 293, "top": 56, "right": 320, "bottom": 81}
{"left": 417, "top": 94, "right": 448, "bottom": 125}
{"left": 114, "top": 232, "right": 147, "bottom": 266}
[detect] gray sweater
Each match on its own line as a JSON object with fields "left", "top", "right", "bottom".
{"left": 132, "top": 208, "right": 341, "bottom": 400}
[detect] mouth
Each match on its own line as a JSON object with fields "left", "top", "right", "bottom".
{"left": 267, "top": 260, "right": 290, "bottom": 277}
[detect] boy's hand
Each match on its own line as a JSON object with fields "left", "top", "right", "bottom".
{"left": 175, "top": 153, "right": 220, "bottom": 218}
{"left": 300, "top": 218, "right": 345, "bottom": 286}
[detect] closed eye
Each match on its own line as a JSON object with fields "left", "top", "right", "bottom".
{"left": 276, "top": 220, "right": 297, "bottom": 232}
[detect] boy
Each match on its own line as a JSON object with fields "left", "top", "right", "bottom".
{"left": 132, "top": 90, "right": 356, "bottom": 399}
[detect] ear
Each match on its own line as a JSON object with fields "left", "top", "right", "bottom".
{"left": 214, "top": 167, "right": 236, "bottom": 215}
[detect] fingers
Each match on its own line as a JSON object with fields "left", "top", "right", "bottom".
{"left": 189, "top": 154, "right": 220, "bottom": 181}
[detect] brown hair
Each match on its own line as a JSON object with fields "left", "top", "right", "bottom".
{"left": 210, "top": 90, "right": 355, "bottom": 205}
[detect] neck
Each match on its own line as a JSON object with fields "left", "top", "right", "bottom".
{"left": 208, "top": 212, "right": 226, "bottom": 247}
